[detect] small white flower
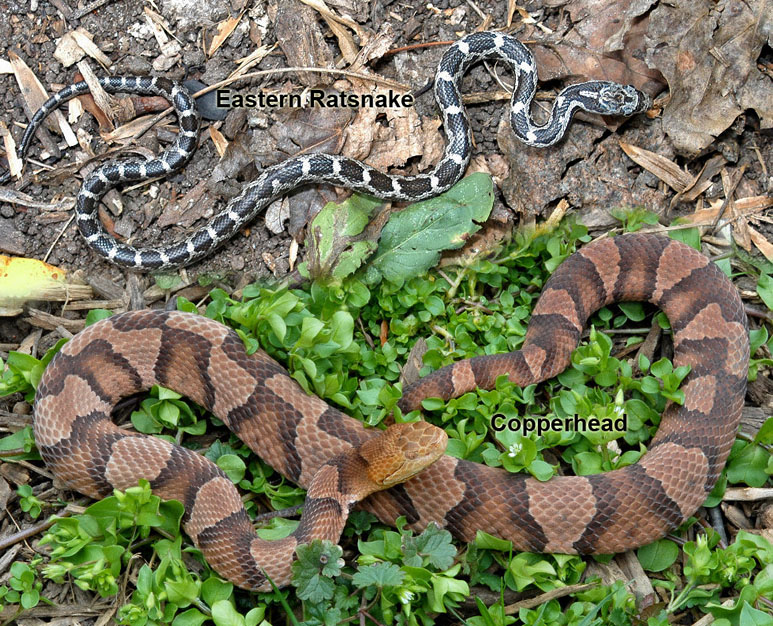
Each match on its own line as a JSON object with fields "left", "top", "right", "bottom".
{"left": 614, "top": 405, "right": 624, "bottom": 417}
{"left": 508, "top": 443, "right": 522, "bottom": 458}
{"left": 398, "top": 589, "right": 415, "bottom": 604}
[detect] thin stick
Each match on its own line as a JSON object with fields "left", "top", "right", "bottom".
{"left": 43, "top": 212, "right": 75, "bottom": 263}
{"left": 0, "top": 514, "right": 63, "bottom": 552}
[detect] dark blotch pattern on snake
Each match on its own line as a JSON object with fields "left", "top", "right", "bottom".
{"left": 34, "top": 234, "right": 749, "bottom": 590}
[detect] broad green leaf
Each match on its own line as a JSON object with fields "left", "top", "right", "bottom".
{"left": 727, "top": 444, "right": 769, "bottom": 487}
{"left": 637, "top": 539, "right": 679, "bottom": 572}
{"left": 201, "top": 576, "right": 233, "bottom": 606}
{"left": 351, "top": 562, "right": 404, "bottom": 588}
{"left": 365, "top": 173, "right": 494, "bottom": 285}
{"left": 172, "top": 608, "right": 209, "bottom": 626}
{"left": 757, "top": 273, "right": 773, "bottom": 311}
{"left": 216, "top": 454, "right": 246, "bottom": 483}
{"left": 211, "top": 600, "right": 246, "bottom": 626}
{"left": 303, "top": 193, "right": 382, "bottom": 281}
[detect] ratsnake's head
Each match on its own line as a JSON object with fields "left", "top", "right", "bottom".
{"left": 361, "top": 422, "right": 448, "bottom": 488}
{"left": 595, "top": 83, "right": 651, "bottom": 117}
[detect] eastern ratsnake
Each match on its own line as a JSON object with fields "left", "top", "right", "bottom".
{"left": 1, "top": 31, "right": 650, "bottom": 270}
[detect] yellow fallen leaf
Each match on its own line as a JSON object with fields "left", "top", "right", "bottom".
{"left": 0, "top": 256, "right": 91, "bottom": 311}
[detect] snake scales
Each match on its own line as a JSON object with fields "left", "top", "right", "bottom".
{"left": 10, "top": 32, "right": 748, "bottom": 591}
{"left": 34, "top": 234, "right": 749, "bottom": 590}
{"left": 2, "top": 31, "right": 648, "bottom": 269}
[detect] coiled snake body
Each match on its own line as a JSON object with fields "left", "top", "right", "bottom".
{"left": 35, "top": 234, "right": 749, "bottom": 590}
{"left": 2, "top": 31, "right": 648, "bottom": 269}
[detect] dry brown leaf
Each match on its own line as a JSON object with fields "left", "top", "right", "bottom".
{"left": 679, "top": 154, "right": 725, "bottom": 203}
{"left": 299, "top": 0, "right": 363, "bottom": 64}
{"left": 265, "top": 197, "right": 290, "bottom": 235}
{"left": 749, "top": 227, "right": 773, "bottom": 263}
{"left": 77, "top": 60, "right": 116, "bottom": 129}
{"left": 439, "top": 207, "right": 513, "bottom": 268}
{"left": 232, "top": 44, "right": 274, "bottom": 78}
{"left": 342, "top": 86, "right": 444, "bottom": 173}
{"left": 300, "top": 0, "right": 367, "bottom": 39}
{"left": 102, "top": 114, "right": 160, "bottom": 144}
{"left": 321, "top": 0, "right": 368, "bottom": 22}
{"left": 645, "top": 0, "right": 772, "bottom": 154}
{"left": 349, "top": 23, "right": 395, "bottom": 74}
{"left": 207, "top": 13, "right": 244, "bottom": 57}
{"left": 543, "top": 198, "right": 570, "bottom": 232}
{"left": 566, "top": 0, "right": 655, "bottom": 53}
{"left": 729, "top": 196, "right": 773, "bottom": 213}
{"left": 67, "top": 93, "right": 85, "bottom": 125}
{"left": 506, "top": 0, "right": 518, "bottom": 27}
{"left": 262, "top": 251, "right": 277, "bottom": 274}
{"left": 143, "top": 7, "right": 182, "bottom": 72}
{"left": 325, "top": 19, "right": 359, "bottom": 65}
{"left": 679, "top": 195, "right": 773, "bottom": 227}
{"left": 70, "top": 28, "right": 112, "bottom": 69}
{"left": 0, "top": 187, "right": 74, "bottom": 212}
{"left": 53, "top": 29, "right": 88, "bottom": 67}
{"left": 9, "top": 52, "right": 77, "bottom": 147}
{"left": 260, "top": 100, "right": 353, "bottom": 233}
{"left": 156, "top": 180, "right": 212, "bottom": 229}
{"left": 0, "top": 122, "right": 22, "bottom": 179}
{"left": 209, "top": 126, "right": 228, "bottom": 157}
{"left": 720, "top": 167, "right": 752, "bottom": 251}
{"left": 468, "top": 153, "right": 510, "bottom": 189}
{"left": 289, "top": 237, "right": 299, "bottom": 271}
{"left": 619, "top": 142, "right": 692, "bottom": 191}
{"left": 531, "top": 0, "right": 663, "bottom": 95}
{"left": 274, "top": 2, "right": 335, "bottom": 87}
{"left": 55, "top": 28, "right": 109, "bottom": 68}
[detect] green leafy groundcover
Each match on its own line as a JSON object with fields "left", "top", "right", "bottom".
{"left": 1, "top": 205, "right": 773, "bottom": 626}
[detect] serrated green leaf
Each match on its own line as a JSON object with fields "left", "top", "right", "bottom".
{"left": 291, "top": 540, "right": 343, "bottom": 603}
{"left": 403, "top": 523, "right": 456, "bottom": 570}
{"left": 351, "top": 562, "right": 404, "bottom": 588}
{"left": 365, "top": 173, "right": 494, "bottom": 284}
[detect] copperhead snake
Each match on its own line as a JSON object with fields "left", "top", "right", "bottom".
{"left": 32, "top": 233, "right": 749, "bottom": 591}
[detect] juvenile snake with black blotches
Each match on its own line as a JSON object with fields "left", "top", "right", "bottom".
{"left": 1, "top": 31, "right": 649, "bottom": 269}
